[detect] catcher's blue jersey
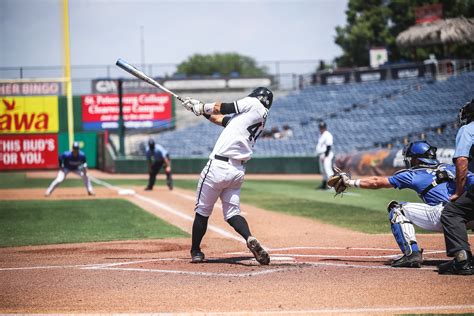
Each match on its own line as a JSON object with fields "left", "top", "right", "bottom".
{"left": 388, "top": 164, "right": 474, "bottom": 206}
{"left": 59, "top": 150, "right": 87, "bottom": 170}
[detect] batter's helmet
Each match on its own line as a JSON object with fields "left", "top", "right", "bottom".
{"left": 403, "top": 140, "right": 439, "bottom": 169}
{"left": 459, "top": 99, "right": 474, "bottom": 126}
{"left": 248, "top": 87, "right": 273, "bottom": 109}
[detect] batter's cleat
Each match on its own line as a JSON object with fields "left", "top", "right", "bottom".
{"left": 190, "top": 250, "right": 205, "bottom": 263}
{"left": 391, "top": 250, "right": 423, "bottom": 268}
{"left": 167, "top": 182, "right": 173, "bottom": 191}
{"left": 144, "top": 187, "right": 152, "bottom": 191}
{"left": 438, "top": 250, "right": 473, "bottom": 275}
{"left": 247, "top": 236, "right": 270, "bottom": 265}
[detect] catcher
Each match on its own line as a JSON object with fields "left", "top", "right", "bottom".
{"left": 328, "top": 140, "right": 474, "bottom": 268}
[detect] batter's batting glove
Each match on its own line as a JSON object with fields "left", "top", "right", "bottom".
{"left": 183, "top": 97, "right": 204, "bottom": 116}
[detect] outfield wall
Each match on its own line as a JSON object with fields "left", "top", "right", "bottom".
{"left": 102, "top": 146, "right": 320, "bottom": 174}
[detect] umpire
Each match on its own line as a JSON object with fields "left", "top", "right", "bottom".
{"left": 439, "top": 99, "right": 474, "bottom": 275}
{"left": 145, "top": 139, "right": 173, "bottom": 191}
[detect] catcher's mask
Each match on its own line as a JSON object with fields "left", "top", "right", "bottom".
{"left": 403, "top": 140, "right": 439, "bottom": 169}
{"left": 248, "top": 87, "right": 273, "bottom": 109}
{"left": 459, "top": 99, "right": 474, "bottom": 126}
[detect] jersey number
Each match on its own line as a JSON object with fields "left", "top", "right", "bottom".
{"left": 247, "top": 122, "right": 263, "bottom": 141}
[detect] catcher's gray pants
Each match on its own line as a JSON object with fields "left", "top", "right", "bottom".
{"left": 46, "top": 168, "right": 93, "bottom": 195}
{"left": 441, "top": 185, "right": 474, "bottom": 257}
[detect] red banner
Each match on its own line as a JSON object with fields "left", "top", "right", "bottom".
{"left": 0, "top": 134, "right": 58, "bottom": 170}
{"left": 415, "top": 3, "right": 442, "bottom": 24}
{"left": 82, "top": 93, "right": 172, "bottom": 123}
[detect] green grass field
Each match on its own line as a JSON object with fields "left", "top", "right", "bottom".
{"left": 0, "top": 172, "right": 428, "bottom": 246}
{"left": 0, "top": 199, "right": 188, "bottom": 247}
{"left": 173, "top": 179, "right": 421, "bottom": 234}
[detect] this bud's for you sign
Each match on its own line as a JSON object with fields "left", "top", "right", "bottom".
{"left": 0, "top": 134, "right": 58, "bottom": 170}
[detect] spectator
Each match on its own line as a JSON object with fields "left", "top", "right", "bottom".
{"left": 280, "top": 124, "right": 293, "bottom": 139}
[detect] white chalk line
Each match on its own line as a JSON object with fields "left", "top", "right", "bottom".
{"left": 0, "top": 258, "right": 182, "bottom": 272}
{"left": 266, "top": 246, "right": 445, "bottom": 253}
{"left": 90, "top": 176, "right": 244, "bottom": 243}
{"left": 183, "top": 305, "right": 474, "bottom": 315}
{"left": 304, "top": 261, "right": 436, "bottom": 271}
{"left": 88, "top": 266, "right": 294, "bottom": 277}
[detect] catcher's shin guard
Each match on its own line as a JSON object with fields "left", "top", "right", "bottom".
{"left": 388, "top": 201, "right": 419, "bottom": 256}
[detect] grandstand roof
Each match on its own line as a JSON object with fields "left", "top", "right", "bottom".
{"left": 396, "top": 17, "right": 474, "bottom": 48}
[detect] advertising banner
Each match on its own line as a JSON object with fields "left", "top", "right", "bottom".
{"left": 82, "top": 93, "right": 172, "bottom": 130}
{"left": 354, "top": 69, "right": 387, "bottom": 82}
{"left": 0, "top": 134, "right": 58, "bottom": 170}
{"left": 92, "top": 79, "right": 160, "bottom": 94}
{"left": 336, "top": 147, "right": 455, "bottom": 176}
{"left": 391, "top": 65, "right": 434, "bottom": 79}
{"left": 0, "top": 96, "right": 59, "bottom": 134}
{"left": 320, "top": 72, "right": 351, "bottom": 85}
{"left": 0, "top": 82, "right": 62, "bottom": 96}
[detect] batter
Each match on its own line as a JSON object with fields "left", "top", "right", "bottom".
{"left": 182, "top": 87, "right": 273, "bottom": 265}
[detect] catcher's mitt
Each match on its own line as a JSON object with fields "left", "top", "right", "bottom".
{"left": 327, "top": 167, "right": 351, "bottom": 195}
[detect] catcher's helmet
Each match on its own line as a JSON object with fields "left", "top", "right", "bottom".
{"left": 248, "top": 87, "right": 273, "bottom": 109}
{"left": 459, "top": 99, "right": 474, "bottom": 126}
{"left": 403, "top": 140, "right": 439, "bottom": 169}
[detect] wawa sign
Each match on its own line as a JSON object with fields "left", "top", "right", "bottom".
{"left": 0, "top": 134, "right": 58, "bottom": 170}
{"left": 0, "top": 96, "right": 59, "bottom": 134}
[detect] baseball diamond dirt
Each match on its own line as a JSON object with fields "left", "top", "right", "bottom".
{"left": 0, "top": 171, "right": 473, "bottom": 314}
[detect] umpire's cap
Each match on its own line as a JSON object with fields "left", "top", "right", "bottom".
{"left": 148, "top": 138, "right": 155, "bottom": 148}
{"left": 72, "top": 141, "right": 80, "bottom": 150}
{"left": 459, "top": 99, "right": 474, "bottom": 126}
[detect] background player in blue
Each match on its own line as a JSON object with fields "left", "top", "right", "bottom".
{"left": 145, "top": 139, "right": 173, "bottom": 191}
{"left": 45, "top": 141, "right": 94, "bottom": 196}
{"left": 328, "top": 140, "right": 474, "bottom": 268}
{"left": 439, "top": 99, "right": 474, "bottom": 275}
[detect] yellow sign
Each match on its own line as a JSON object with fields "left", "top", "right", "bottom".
{"left": 0, "top": 96, "right": 59, "bottom": 134}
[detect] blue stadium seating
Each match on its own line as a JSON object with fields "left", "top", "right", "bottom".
{"left": 140, "top": 71, "right": 474, "bottom": 157}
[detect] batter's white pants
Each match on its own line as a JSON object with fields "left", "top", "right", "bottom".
{"left": 318, "top": 152, "right": 334, "bottom": 181}
{"left": 194, "top": 159, "right": 245, "bottom": 221}
{"left": 45, "top": 168, "right": 94, "bottom": 195}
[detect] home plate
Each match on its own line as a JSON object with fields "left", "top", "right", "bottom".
{"left": 271, "top": 256, "right": 295, "bottom": 261}
{"left": 118, "top": 189, "right": 136, "bottom": 195}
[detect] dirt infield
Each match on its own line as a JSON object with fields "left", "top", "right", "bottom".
{"left": 0, "top": 172, "right": 473, "bottom": 314}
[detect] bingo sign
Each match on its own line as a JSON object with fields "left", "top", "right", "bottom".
{"left": 0, "top": 134, "right": 58, "bottom": 170}
{"left": 82, "top": 93, "right": 172, "bottom": 130}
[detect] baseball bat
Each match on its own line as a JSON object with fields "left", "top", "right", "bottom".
{"left": 115, "top": 58, "right": 185, "bottom": 103}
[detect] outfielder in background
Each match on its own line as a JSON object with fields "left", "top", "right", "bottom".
{"left": 182, "top": 87, "right": 272, "bottom": 265}
{"left": 328, "top": 140, "right": 474, "bottom": 268}
{"left": 439, "top": 99, "right": 474, "bottom": 275}
{"left": 315, "top": 121, "right": 334, "bottom": 189}
{"left": 145, "top": 139, "right": 173, "bottom": 191}
{"left": 45, "top": 141, "right": 94, "bottom": 196}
